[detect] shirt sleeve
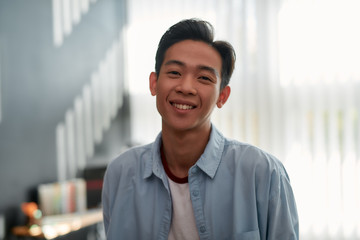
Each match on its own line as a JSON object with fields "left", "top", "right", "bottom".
{"left": 267, "top": 168, "right": 299, "bottom": 240}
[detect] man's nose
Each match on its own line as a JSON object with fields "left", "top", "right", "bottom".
{"left": 175, "top": 75, "right": 197, "bottom": 95}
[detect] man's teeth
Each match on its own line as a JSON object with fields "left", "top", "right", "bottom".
{"left": 173, "top": 103, "right": 194, "bottom": 110}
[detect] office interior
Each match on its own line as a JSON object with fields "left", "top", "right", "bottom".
{"left": 1, "top": 0, "right": 360, "bottom": 239}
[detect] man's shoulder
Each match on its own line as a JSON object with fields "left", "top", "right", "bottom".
{"left": 222, "top": 138, "right": 285, "bottom": 173}
{"left": 222, "top": 137, "right": 269, "bottom": 158}
{"left": 109, "top": 142, "right": 153, "bottom": 166}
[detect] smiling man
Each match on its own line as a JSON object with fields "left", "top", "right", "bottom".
{"left": 102, "top": 19, "right": 299, "bottom": 240}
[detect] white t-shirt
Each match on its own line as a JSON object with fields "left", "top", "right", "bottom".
{"left": 160, "top": 146, "right": 200, "bottom": 240}
{"left": 167, "top": 178, "right": 200, "bottom": 240}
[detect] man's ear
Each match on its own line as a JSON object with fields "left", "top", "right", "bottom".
{"left": 216, "top": 86, "right": 231, "bottom": 108}
{"left": 149, "top": 72, "right": 157, "bottom": 96}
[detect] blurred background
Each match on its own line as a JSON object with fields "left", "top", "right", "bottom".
{"left": 0, "top": 0, "right": 360, "bottom": 239}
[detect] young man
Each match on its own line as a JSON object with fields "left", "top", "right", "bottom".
{"left": 102, "top": 19, "right": 299, "bottom": 240}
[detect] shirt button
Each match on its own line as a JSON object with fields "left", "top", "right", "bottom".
{"left": 200, "top": 226, "right": 206, "bottom": 233}
{"left": 192, "top": 190, "right": 199, "bottom": 197}
{"left": 191, "top": 167, "right": 197, "bottom": 174}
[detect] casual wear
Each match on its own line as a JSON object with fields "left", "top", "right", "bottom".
{"left": 167, "top": 178, "right": 199, "bottom": 240}
{"left": 102, "top": 125, "right": 299, "bottom": 240}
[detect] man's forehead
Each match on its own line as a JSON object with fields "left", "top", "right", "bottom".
{"left": 163, "top": 41, "right": 221, "bottom": 74}
{"left": 163, "top": 59, "right": 220, "bottom": 77}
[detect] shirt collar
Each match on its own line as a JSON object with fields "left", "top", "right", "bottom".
{"left": 143, "top": 133, "right": 163, "bottom": 179}
{"left": 143, "top": 124, "right": 225, "bottom": 180}
{"left": 196, "top": 125, "right": 225, "bottom": 179}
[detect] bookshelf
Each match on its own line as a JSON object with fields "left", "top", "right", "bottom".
{"left": 12, "top": 208, "right": 103, "bottom": 239}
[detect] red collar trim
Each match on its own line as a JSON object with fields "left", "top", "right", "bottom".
{"left": 160, "top": 145, "right": 188, "bottom": 184}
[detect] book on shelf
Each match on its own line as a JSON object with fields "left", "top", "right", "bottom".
{"left": 38, "top": 178, "right": 87, "bottom": 216}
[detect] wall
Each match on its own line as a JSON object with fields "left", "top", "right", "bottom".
{"left": 0, "top": 0, "right": 128, "bottom": 235}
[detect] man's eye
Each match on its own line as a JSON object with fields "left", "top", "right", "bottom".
{"left": 168, "top": 71, "right": 180, "bottom": 76}
{"left": 199, "top": 76, "right": 212, "bottom": 81}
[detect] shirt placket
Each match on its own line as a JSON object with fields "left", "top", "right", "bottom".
{"left": 189, "top": 166, "right": 211, "bottom": 240}
{"left": 155, "top": 161, "right": 173, "bottom": 240}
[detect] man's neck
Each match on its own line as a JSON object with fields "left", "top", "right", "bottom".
{"left": 161, "top": 124, "right": 211, "bottom": 178}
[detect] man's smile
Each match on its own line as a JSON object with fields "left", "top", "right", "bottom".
{"left": 171, "top": 102, "right": 195, "bottom": 110}
{"left": 169, "top": 99, "right": 197, "bottom": 111}
{"left": 171, "top": 102, "right": 196, "bottom": 110}
{"left": 172, "top": 103, "right": 195, "bottom": 110}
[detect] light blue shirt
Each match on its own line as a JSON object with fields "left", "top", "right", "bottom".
{"left": 102, "top": 126, "right": 299, "bottom": 240}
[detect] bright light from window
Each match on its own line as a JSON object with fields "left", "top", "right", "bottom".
{"left": 279, "top": 0, "right": 360, "bottom": 86}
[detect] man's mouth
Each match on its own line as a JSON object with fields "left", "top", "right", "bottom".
{"left": 172, "top": 103, "right": 195, "bottom": 110}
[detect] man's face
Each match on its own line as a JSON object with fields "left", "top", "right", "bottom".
{"left": 149, "top": 40, "right": 230, "bottom": 133}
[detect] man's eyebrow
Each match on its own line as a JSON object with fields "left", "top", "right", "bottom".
{"left": 198, "top": 65, "right": 220, "bottom": 78}
{"left": 164, "top": 60, "right": 185, "bottom": 67}
{"left": 164, "top": 60, "right": 220, "bottom": 77}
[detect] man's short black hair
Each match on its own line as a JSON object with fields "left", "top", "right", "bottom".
{"left": 155, "top": 18, "right": 236, "bottom": 90}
